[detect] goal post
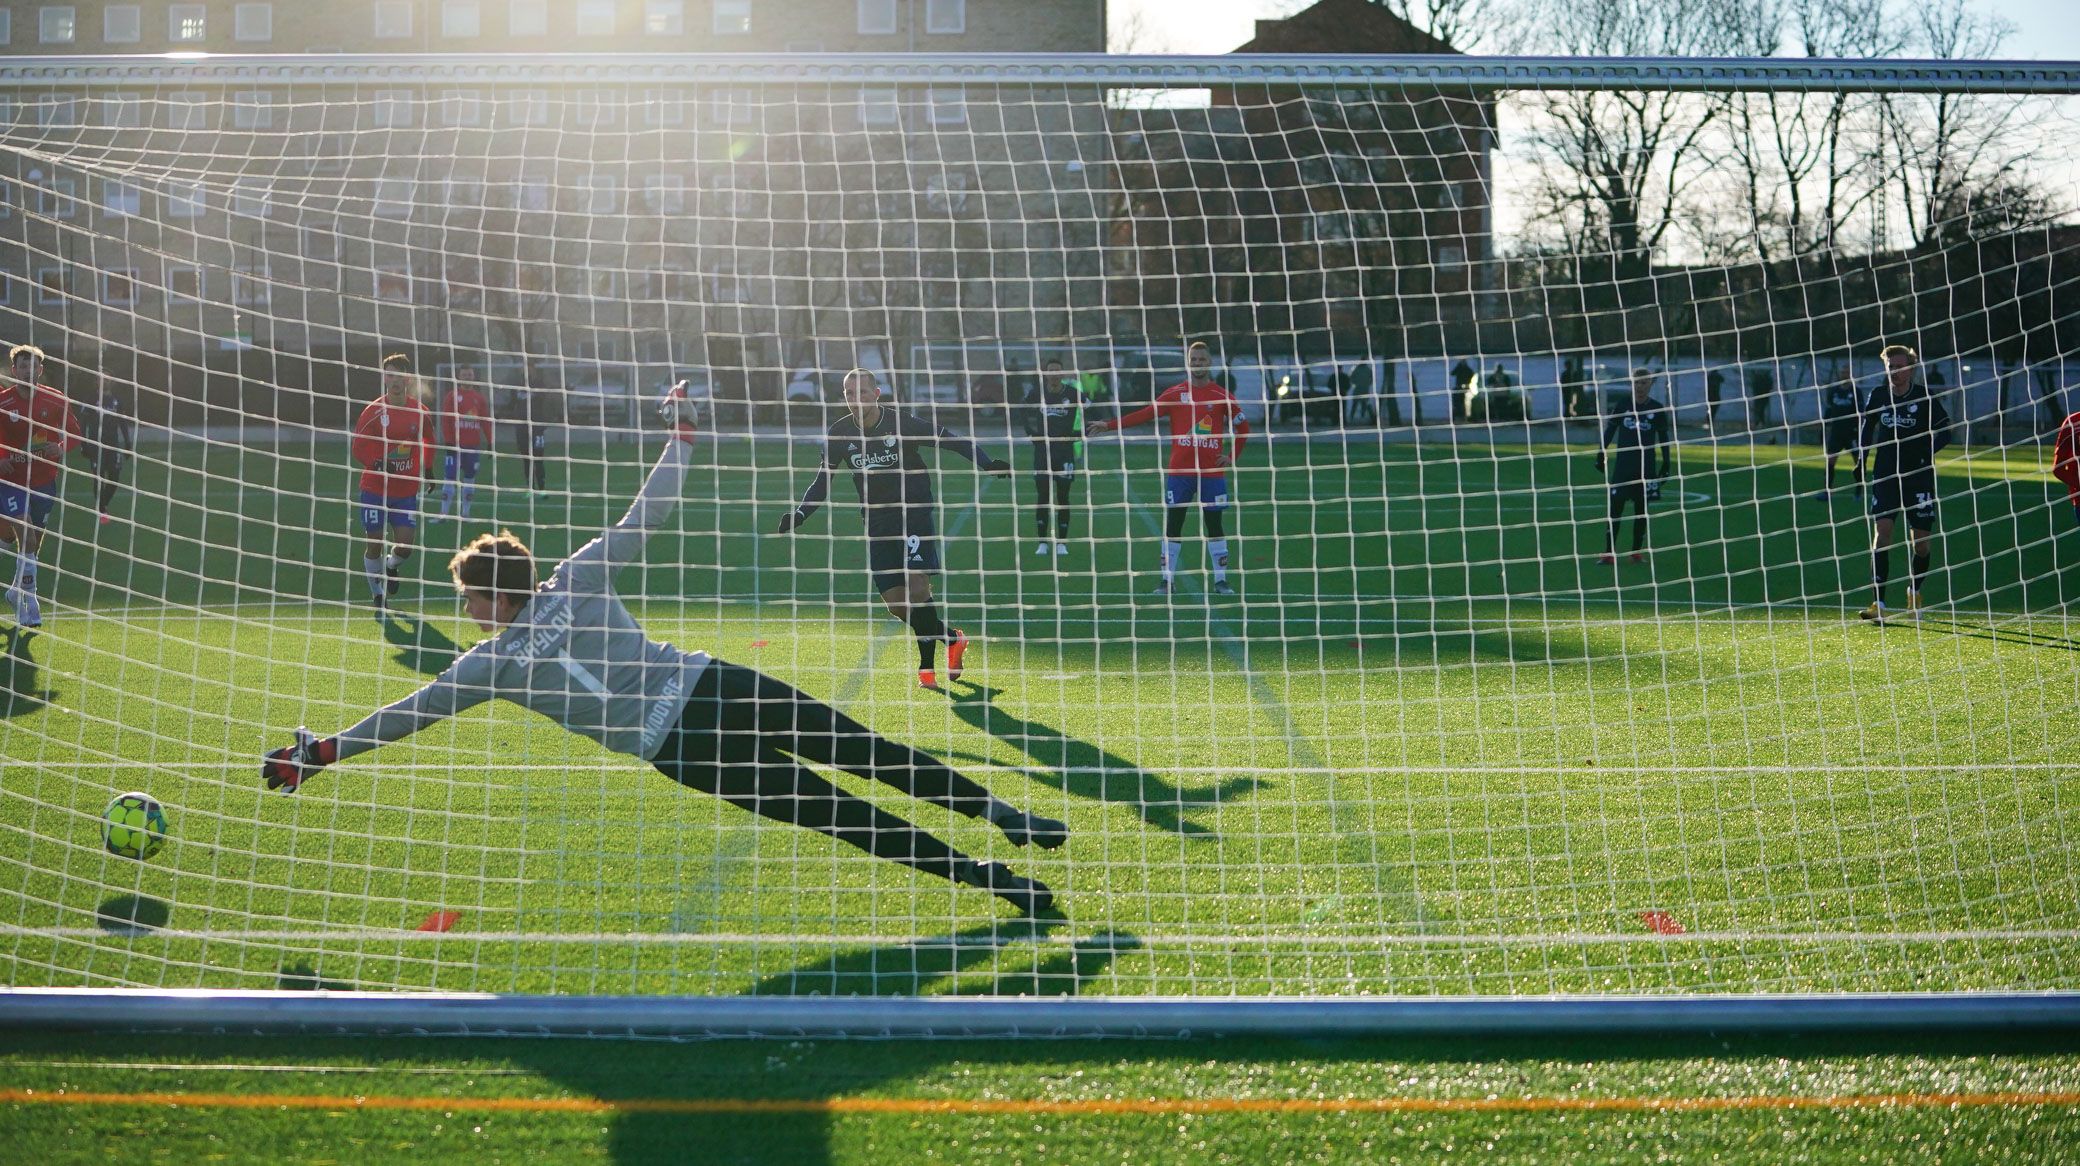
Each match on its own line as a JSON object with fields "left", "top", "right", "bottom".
{"left": 2, "top": 52, "right": 2078, "bottom": 1036}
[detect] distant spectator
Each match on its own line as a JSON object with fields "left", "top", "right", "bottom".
{"left": 1450, "top": 359, "right": 1475, "bottom": 422}
{"left": 1706, "top": 367, "right": 1726, "bottom": 428}
{"left": 1747, "top": 368, "right": 1775, "bottom": 431}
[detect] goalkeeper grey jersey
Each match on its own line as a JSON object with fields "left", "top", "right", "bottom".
{"left": 333, "top": 441, "right": 710, "bottom": 764}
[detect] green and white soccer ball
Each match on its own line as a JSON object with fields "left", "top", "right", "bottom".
{"left": 103, "top": 792, "right": 169, "bottom": 861}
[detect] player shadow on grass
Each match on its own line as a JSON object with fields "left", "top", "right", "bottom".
{"left": 378, "top": 612, "right": 463, "bottom": 676}
{"left": 1912, "top": 615, "right": 2080, "bottom": 653}
{"left": 944, "top": 682, "right": 1257, "bottom": 838}
{"left": 0, "top": 625, "right": 52, "bottom": 717}
{"left": 574, "top": 924, "right": 1142, "bottom": 1165}
{"left": 93, "top": 893, "right": 170, "bottom": 934}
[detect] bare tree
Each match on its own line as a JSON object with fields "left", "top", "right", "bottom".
{"left": 1878, "top": 0, "right": 2037, "bottom": 249}
{"left": 1517, "top": 0, "right": 1734, "bottom": 291}
{"left": 1366, "top": 0, "right": 1520, "bottom": 52}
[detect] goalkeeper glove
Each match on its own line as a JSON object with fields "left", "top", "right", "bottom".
{"left": 658, "top": 380, "right": 700, "bottom": 443}
{"left": 776, "top": 509, "right": 806, "bottom": 534}
{"left": 983, "top": 456, "right": 1012, "bottom": 477}
{"left": 262, "top": 728, "right": 338, "bottom": 794}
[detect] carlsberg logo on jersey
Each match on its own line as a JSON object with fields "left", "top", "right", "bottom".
{"left": 1877, "top": 403, "right": 1925, "bottom": 430}
{"left": 849, "top": 442, "right": 902, "bottom": 471}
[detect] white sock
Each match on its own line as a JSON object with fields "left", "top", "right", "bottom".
{"left": 439, "top": 483, "right": 455, "bottom": 515}
{"left": 384, "top": 552, "right": 405, "bottom": 571}
{"left": 14, "top": 551, "right": 37, "bottom": 594}
{"left": 460, "top": 484, "right": 475, "bottom": 518}
{"left": 363, "top": 555, "right": 385, "bottom": 597}
{"left": 1208, "top": 539, "right": 1230, "bottom": 583}
{"left": 1161, "top": 540, "right": 1181, "bottom": 582}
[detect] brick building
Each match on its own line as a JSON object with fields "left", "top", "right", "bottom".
{"left": 0, "top": 1, "right": 1109, "bottom": 427}
{"left": 1107, "top": 0, "right": 1494, "bottom": 359}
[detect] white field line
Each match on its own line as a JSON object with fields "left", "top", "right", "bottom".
{"left": 4, "top": 924, "right": 2076, "bottom": 948}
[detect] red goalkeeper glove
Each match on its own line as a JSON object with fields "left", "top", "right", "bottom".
{"left": 262, "top": 728, "right": 338, "bottom": 793}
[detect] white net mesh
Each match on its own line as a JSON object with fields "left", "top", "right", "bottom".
{"left": 1, "top": 57, "right": 2077, "bottom": 999}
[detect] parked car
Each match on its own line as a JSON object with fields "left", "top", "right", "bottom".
{"left": 564, "top": 378, "right": 633, "bottom": 427}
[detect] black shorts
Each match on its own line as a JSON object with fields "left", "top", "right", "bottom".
{"left": 865, "top": 510, "right": 939, "bottom": 594}
{"left": 1823, "top": 419, "right": 1858, "bottom": 454}
{"left": 1869, "top": 474, "right": 1937, "bottom": 529}
{"left": 1032, "top": 440, "right": 1076, "bottom": 479}
{"left": 1608, "top": 480, "right": 1648, "bottom": 509}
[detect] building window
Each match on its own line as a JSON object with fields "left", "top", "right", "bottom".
{"left": 168, "top": 4, "right": 206, "bottom": 42}
{"left": 235, "top": 3, "right": 272, "bottom": 40}
{"left": 1436, "top": 244, "right": 1466, "bottom": 269}
{"left": 509, "top": 0, "right": 547, "bottom": 35}
{"left": 232, "top": 91, "right": 274, "bottom": 130}
{"left": 440, "top": 90, "right": 485, "bottom": 126}
{"left": 232, "top": 177, "right": 271, "bottom": 218}
{"left": 100, "top": 178, "right": 142, "bottom": 217}
{"left": 506, "top": 89, "right": 549, "bottom": 126}
{"left": 925, "top": 0, "right": 962, "bottom": 34}
{"left": 301, "top": 221, "right": 340, "bottom": 262}
{"left": 0, "top": 12, "right": 11, "bottom": 44}
{"left": 857, "top": 0, "right": 896, "bottom": 34}
{"left": 442, "top": 176, "right": 484, "bottom": 207}
{"left": 103, "top": 5, "right": 141, "bottom": 43}
{"left": 35, "top": 268, "right": 66, "bottom": 306}
{"left": 166, "top": 179, "right": 206, "bottom": 218}
{"left": 373, "top": 90, "right": 415, "bottom": 128}
{"left": 101, "top": 91, "right": 146, "bottom": 128}
{"left": 581, "top": 173, "right": 619, "bottom": 214}
{"left": 711, "top": 0, "right": 748, "bottom": 35}
{"left": 517, "top": 172, "right": 552, "bottom": 212}
{"left": 646, "top": 0, "right": 685, "bottom": 34}
{"left": 374, "top": 1, "right": 413, "bottom": 38}
{"left": 442, "top": 0, "right": 481, "bottom": 37}
{"left": 167, "top": 265, "right": 201, "bottom": 301}
{"left": 576, "top": 0, "right": 615, "bottom": 35}
{"left": 39, "top": 7, "right": 76, "bottom": 44}
{"left": 640, "top": 89, "right": 683, "bottom": 128}
{"left": 233, "top": 265, "right": 270, "bottom": 306}
{"left": 375, "top": 266, "right": 413, "bottom": 302}
{"left": 928, "top": 86, "right": 965, "bottom": 125}
{"left": 642, "top": 173, "right": 686, "bottom": 214}
{"left": 168, "top": 92, "right": 211, "bottom": 131}
{"left": 374, "top": 176, "right": 415, "bottom": 218}
{"left": 34, "top": 94, "right": 81, "bottom": 128}
{"left": 34, "top": 176, "right": 78, "bottom": 218}
{"left": 858, "top": 86, "right": 898, "bottom": 127}
{"left": 572, "top": 88, "right": 618, "bottom": 128}
{"left": 103, "top": 269, "right": 137, "bottom": 307}
{"left": 708, "top": 88, "right": 755, "bottom": 126}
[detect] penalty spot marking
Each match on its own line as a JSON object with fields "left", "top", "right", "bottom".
{"left": 3, "top": 1087, "right": 2077, "bottom": 1118}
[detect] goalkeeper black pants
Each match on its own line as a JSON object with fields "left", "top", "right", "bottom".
{"left": 652, "top": 661, "right": 993, "bottom": 880}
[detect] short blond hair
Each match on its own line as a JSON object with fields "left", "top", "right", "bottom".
{"left": 8, "top": 344, "right": 46, "bottom": 364}
{"left": 1879, "top": 343, "right": 1918, "bottom": 363}
{"left": 1187, "top": 341, "right": 1210, "bottom": 356}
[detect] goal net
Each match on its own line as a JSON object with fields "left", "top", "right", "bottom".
{"left": 2, "top": 55, "right": 2077, "bottom": 1009}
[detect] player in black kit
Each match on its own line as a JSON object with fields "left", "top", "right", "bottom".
{"left": 1594, "top": 369, "right": 1672, "bottom": 564}
{"left": 1817, "top": 368, "right": 1863, "bottom": 500}
{"left": 1023, "top": 359, "right": 1087, "bottom": 558}
{"left": 78, "top": 377, "right": 133, "bottom": 524}
{"left": 1858, "top": 344, "right": 1951, "bottom": 624}
{"left": 778, "top": 369, "right": 1012, "bottom": 688}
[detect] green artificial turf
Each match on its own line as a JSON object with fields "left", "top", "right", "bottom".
{"left": 1, "top": 430, "right": 2076, "bottom": 996}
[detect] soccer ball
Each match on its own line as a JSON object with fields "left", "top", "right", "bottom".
{"left": 103, "top": 792, "right": 169, "bottom": 861}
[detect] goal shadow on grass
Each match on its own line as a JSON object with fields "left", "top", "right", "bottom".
{"left": 943, "top": 682, "right": 1257, "bottom": 837}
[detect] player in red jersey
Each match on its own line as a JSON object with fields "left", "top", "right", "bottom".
{"left": 435, "top": 364, "right": 494, "bottom": 522}
{"left": 1085, "top": 341, "right": 1251, "bottom": 597}
{"left": 350, "top": 353, "right": 433, "bottom": 614}
{"left": 2054, "top": 405, "right": 2080, "bottom": 530}
{"left": 0, "top": 345, "right": 82, "bottom": 628}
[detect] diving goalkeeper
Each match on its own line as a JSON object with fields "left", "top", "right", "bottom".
{"left": 261, "top": 386, "right": 1064, "bottom": 915}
